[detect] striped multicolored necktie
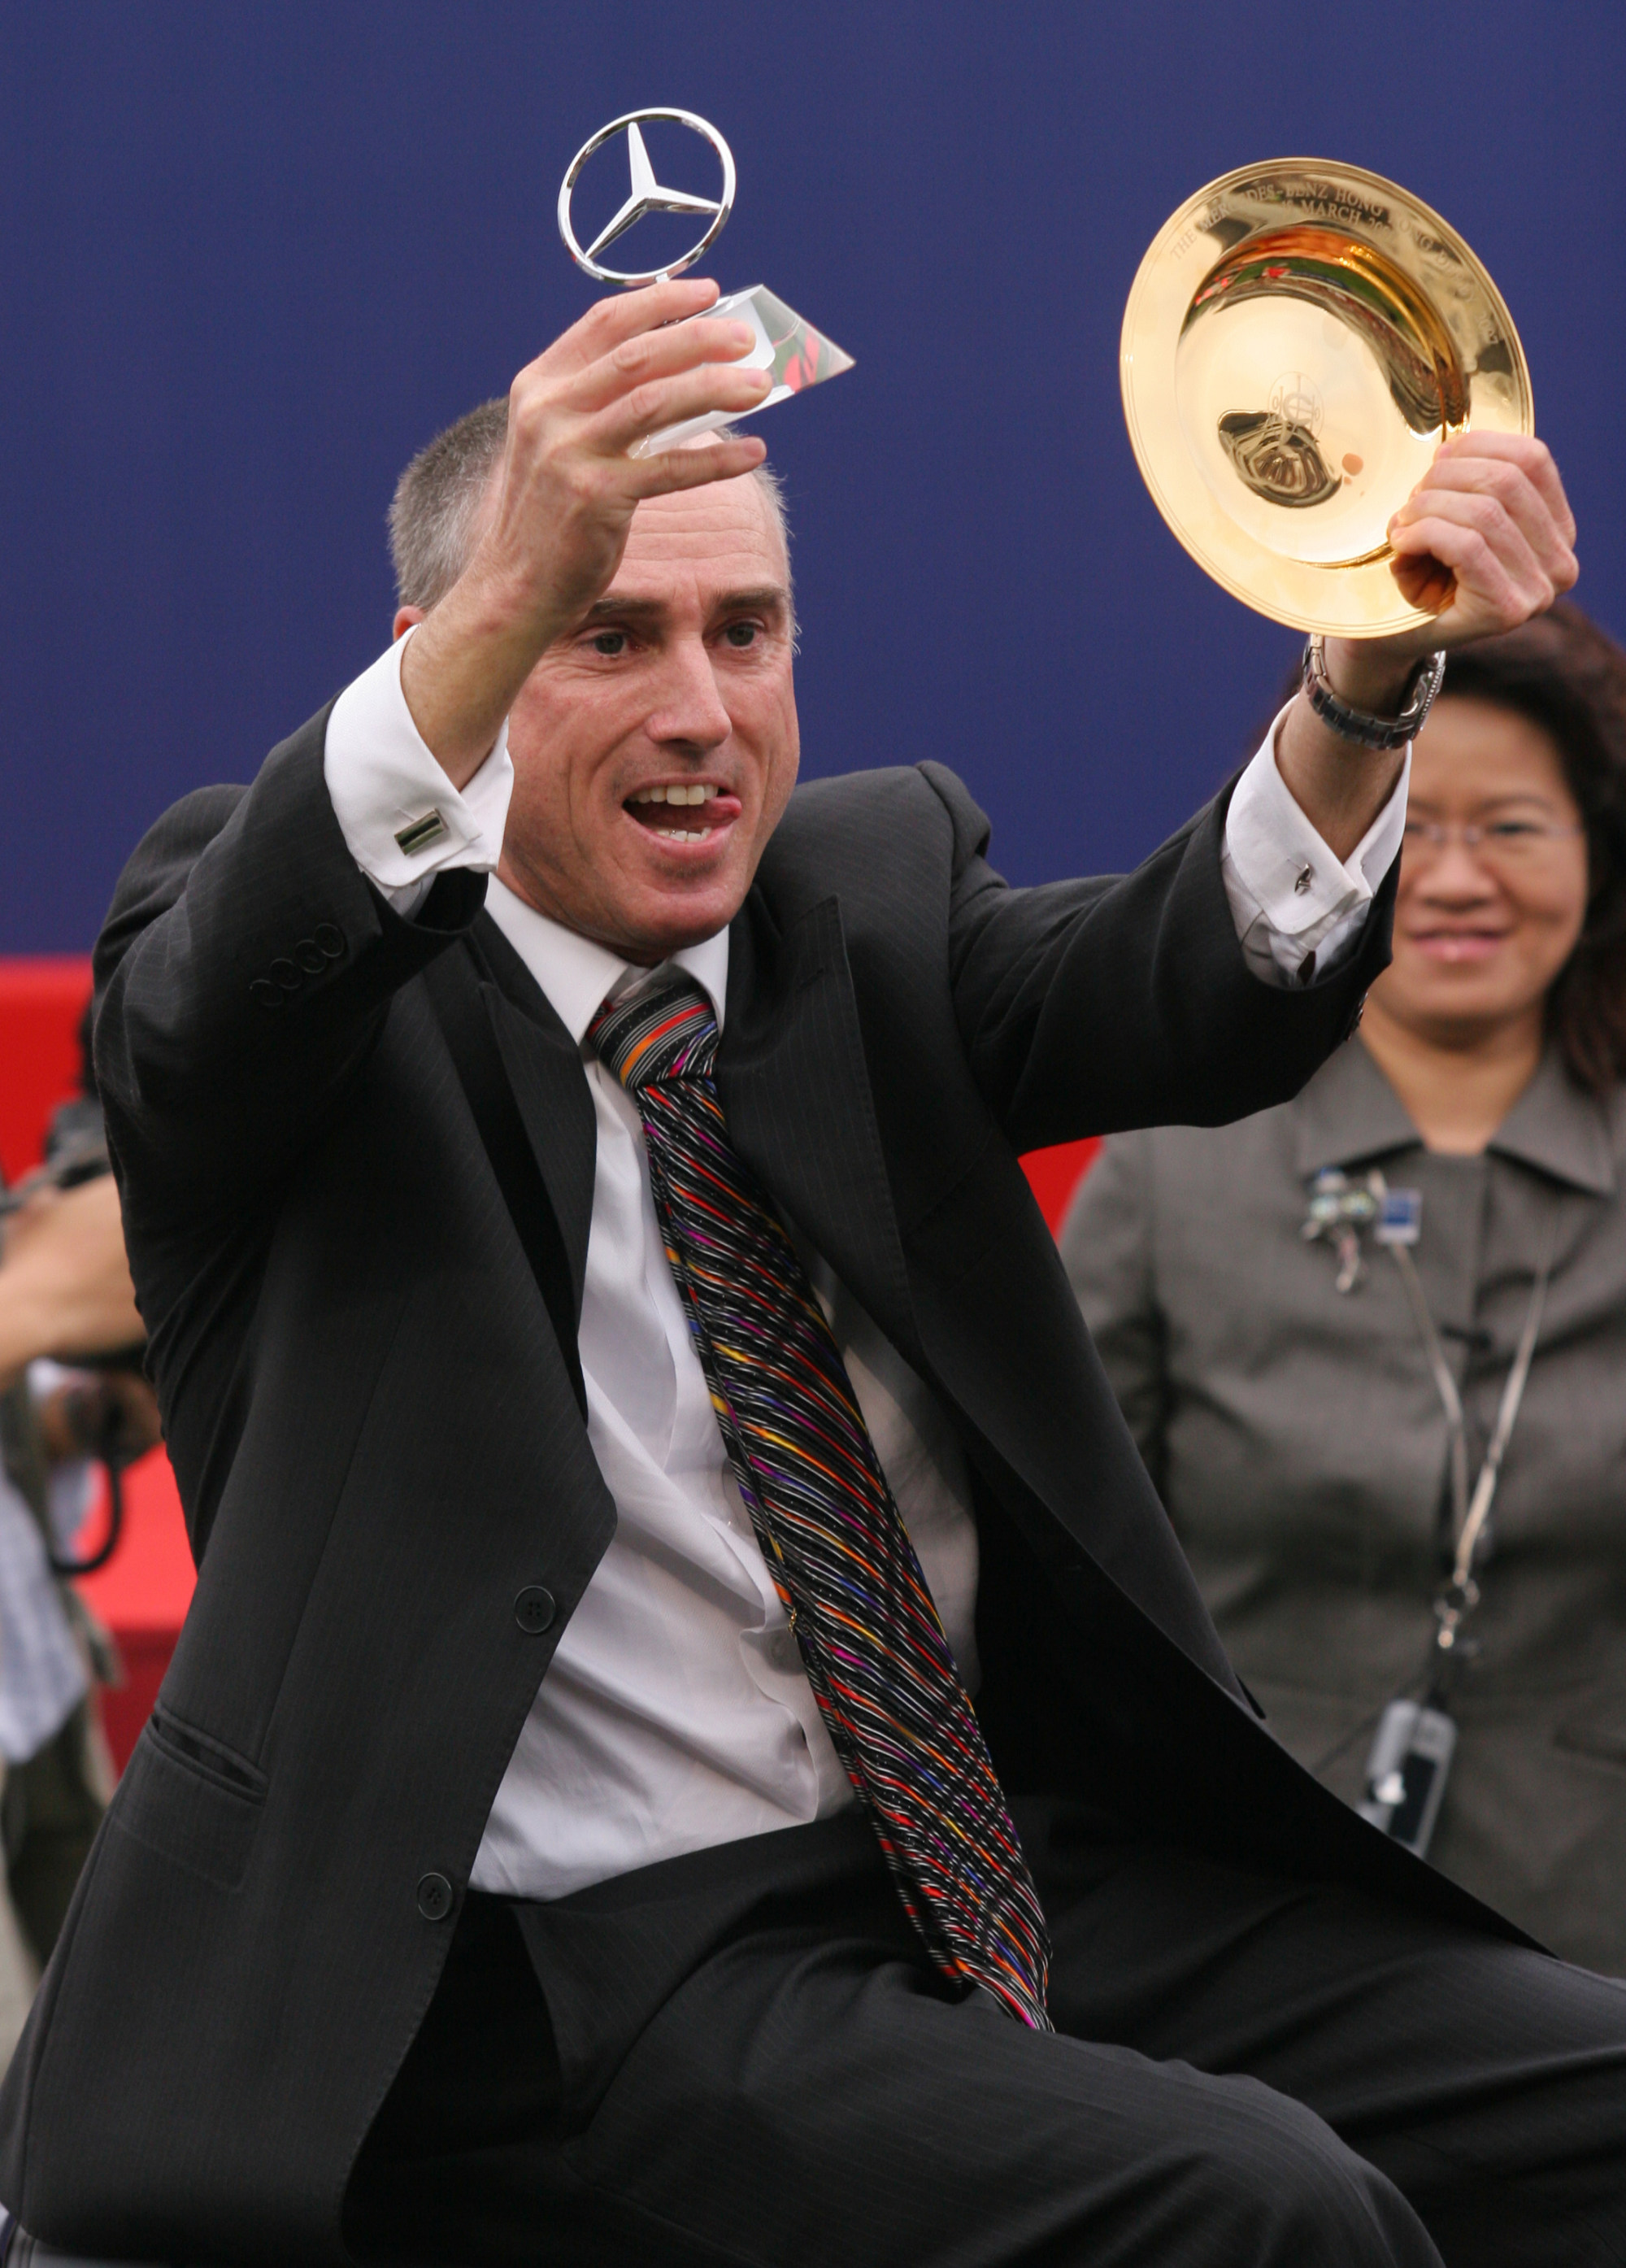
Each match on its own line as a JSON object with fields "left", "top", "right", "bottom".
{"left": 589, "top": 973, "right": 1052, "bottom": 2029}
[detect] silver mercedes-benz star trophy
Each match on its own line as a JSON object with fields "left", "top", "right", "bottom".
{"left": 557, "top": 107, "right": 853, "bottom": 455}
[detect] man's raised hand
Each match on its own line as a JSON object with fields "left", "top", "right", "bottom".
{"left": 1322, "top": 433, "right": 1578, "bottom": 716}
{"left": 1384, "top": 431, "right": 1578, "bottom": 643}
{"left": 1278, "top": 433, "right": 1577, "bottom": 861}
{"left": 402, "top": 280, "right": 770, "bottom": 785}
{"left": 486, "top": 279, "right": 770, "bottom": 633}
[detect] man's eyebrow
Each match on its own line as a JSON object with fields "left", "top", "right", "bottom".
{"left": 580, "top": 586, "right": 790, "bottom": 625}
{"left": 710, "top": 586, "right": 790, "bottom": 616}
{"left": 581, "top": 596, "right": 668, "bottom": 624}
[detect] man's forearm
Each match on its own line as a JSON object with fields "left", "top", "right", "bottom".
{"left": 1273, "top": 642, "right": 1413, "bottom": 864}
{"left": 398, "top": 572, "right": 546, "bottom": 792}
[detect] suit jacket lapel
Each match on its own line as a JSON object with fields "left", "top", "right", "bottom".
{"left": 466, "top": 912, "right": 598, "bottom": 1320}
{"left": 446, "top": 896, "right": 915, "bottom": 1386}
{"left": 720, "top": 893, "right": 921, "bottom": 1370}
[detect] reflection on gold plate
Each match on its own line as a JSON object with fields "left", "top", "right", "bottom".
{"left": 1120, "top": 161, "right": 1532, "bottom": 636}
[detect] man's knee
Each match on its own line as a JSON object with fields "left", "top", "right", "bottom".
{"left": 1140, "top": 2080, "right": 1439, "bottom": 2268}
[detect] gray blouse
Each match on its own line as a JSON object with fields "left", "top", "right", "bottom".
{"left": 1062, "top": 1037, "right": 1626, "bottom": 1972}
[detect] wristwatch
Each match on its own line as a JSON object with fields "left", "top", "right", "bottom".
{"left": 1302, "top": 634, "right": 1446, "bottom": 752}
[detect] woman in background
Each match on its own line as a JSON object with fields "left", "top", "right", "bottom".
{"left": 1063, "top": 603, "right": 1626, "bottom": 1970}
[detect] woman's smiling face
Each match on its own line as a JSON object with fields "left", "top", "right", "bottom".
{"left": 1374, "top": 694, "right": 1589, "bottom": 1045}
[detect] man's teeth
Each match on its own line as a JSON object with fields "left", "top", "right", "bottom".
{"left": 629, "top": 783, "right": 721, "bottom": 842}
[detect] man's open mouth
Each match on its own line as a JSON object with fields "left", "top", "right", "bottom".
{"left": 624, "top": 783, "right": 740, "bottom": 843}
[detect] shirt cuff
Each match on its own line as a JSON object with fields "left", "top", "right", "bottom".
{"left": 324, "top": 627, "right": 514, "bottom": 912}
{"left": 1220, "top": 702, "right": 1410, "bottom": 988}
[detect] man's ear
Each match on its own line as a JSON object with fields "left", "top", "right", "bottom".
{"left": 393, "top": 605, "right": 426, "bottom": 642}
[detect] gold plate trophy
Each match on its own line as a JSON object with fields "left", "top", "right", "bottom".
{"left": 1121, "top": 160, "right": 1533, "bottom": 636}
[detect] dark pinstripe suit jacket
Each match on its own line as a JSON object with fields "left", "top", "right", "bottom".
{"left": 0, "top": 707, "right": 1518, "bottom": 2262}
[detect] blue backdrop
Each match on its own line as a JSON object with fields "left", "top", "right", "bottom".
{"left": 4, "top": 1, "right": 1622, "bottom": 952}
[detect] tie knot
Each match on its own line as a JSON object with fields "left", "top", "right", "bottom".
{"left": 589, "top": 974, "right": 719, "bottom": 1094}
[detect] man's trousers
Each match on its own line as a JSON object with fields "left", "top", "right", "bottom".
{"left": 345, "top": 1800, "right": 1626, "bottom": 2266}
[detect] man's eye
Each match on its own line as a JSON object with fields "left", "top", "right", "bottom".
{"left": 1489, "top": 821, "right": 1540, "bottom": 839}
{"left": 722, "top": 621, "right": 759, "bottom": 648}
{"left": 591, "top": 631, "right": 627, "bottom": 657}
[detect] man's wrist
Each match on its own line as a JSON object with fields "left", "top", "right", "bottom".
{"left": 1302, "top": 638, "right": 1443, "bottom": 755}
{"left": 398, "top": 575, "right": 547, "bottom": 792}
{"left": 1276, "top": 679, "right": 1411, "bottom": 864}
{"left": 1318, "top": 635, "right": 1425, "bottom": 718}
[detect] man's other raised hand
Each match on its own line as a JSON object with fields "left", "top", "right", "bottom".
{"left": 1323, "top": 433, "right": 1579, "bottom": 715}
{"left": 402, "top": 281, "right": 771, "bottom": 787}
{"left": 1278, "top": 433, "right": 1578, "bottom": 863}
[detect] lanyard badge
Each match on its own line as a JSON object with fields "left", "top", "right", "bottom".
{"left": 1300, "top": 1164, "right": 1556, "bottom": 1860}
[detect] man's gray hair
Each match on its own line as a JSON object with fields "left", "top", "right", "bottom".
{"left": 388, "top": 398, "right": 792, "bottom": 615}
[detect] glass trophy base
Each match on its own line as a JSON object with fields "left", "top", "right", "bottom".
{"left": 636, "top": 284, "right": 854, "bottom": 456}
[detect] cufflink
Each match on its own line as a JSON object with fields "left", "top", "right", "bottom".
{"left": 394, "top": 809, "right": 450, "bottom": 857}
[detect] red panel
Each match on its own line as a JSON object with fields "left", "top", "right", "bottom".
{"left": 0, "top": 956, "right": 93, "bottom": 1183}
{"left": 1020, "top": 1136, "right": 1100, "bottom": 1234}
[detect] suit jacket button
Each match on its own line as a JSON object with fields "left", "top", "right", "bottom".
{"left": 249, "top": 979, "right": 283, "bottom": 1010}
{"left": 416, "top": 1872, "right": 454, "bottom": 1922}
{"left": 293, "top": 938, "right": 326, "bottom": 975}
{"left": 314, "top": 922, "right": 346, "bottom": 960}
{"left": 515, "top": 1586, "right": 557, "bottom": 1635}
{"left": 269, "top": 958, "right": 302, "bottom": 992}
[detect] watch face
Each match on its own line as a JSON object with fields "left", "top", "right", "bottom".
{"left": 1121, "top": 159, "right": 1532, "bottom": 637}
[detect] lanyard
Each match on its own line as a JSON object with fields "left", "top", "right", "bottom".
{"left": 1369, "top": 1169, "right": 1555, "bottom": 1696}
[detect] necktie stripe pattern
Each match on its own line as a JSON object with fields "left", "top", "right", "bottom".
{"left": 589, "top": 977, "right": 1052, "bottom": 2029}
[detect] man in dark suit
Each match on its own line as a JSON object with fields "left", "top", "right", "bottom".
{"left": 2, "top": 279, "right": 1619, "bottom": 2266}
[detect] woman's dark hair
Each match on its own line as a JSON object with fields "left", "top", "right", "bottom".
{"left": 1273, "top": 602, "right": 1626, "bottom": 1091}
{"left": 1437, "top": 603, "right": 1626, "bottom": 1093}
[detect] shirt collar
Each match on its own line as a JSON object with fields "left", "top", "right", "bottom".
{"left": 1293, "top": 1032, "right": 1618, "bottom": 1195}
{"left": 483, "top": 877, "right": 730, "bottom": 1050}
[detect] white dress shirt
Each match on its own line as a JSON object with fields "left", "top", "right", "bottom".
{"left": 323, "top": 633, "right": 1408, "bottom": 1898}
{"left": 1224, "top": 702, "right": 1411, "bottom": 986}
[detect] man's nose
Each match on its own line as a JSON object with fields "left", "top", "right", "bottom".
{"left": 644, "top": 637, "right": 733, "bottom": 753}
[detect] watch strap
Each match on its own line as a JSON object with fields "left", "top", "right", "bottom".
{"left": 1303, "top": 635, "right": 1446, "bottom": 752}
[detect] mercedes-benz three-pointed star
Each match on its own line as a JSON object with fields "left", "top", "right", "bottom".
{"left": 585, "top": 122, "right": 723, "bottom": 266}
